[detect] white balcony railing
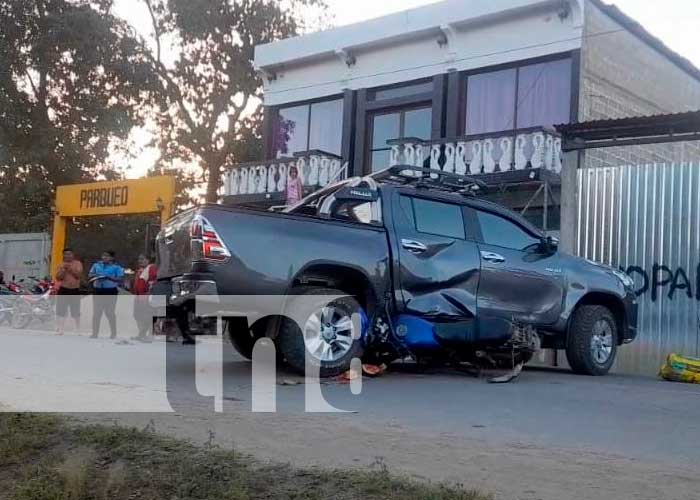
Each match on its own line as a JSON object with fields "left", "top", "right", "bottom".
{"left": 222, "top": 129, "right": 562, "bottom": 201}
{"left": 388, "top": 127, "right": 563, "bottom": 176}
{"left": 222, "top": 150, "right": 348, "bottom": 197}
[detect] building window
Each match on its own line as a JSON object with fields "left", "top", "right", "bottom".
{"left": 273, "top": 98, "right": 344, "bottom": 158}
{"left": 465, "top": 57, "right": 572, "bottom": 136}
{"left": 517, "top": 59, "right": 572, "bottom": 129}
{"left": 369, "top": 107, "right": 432, "bottom": 171}
{"left": 466, "top": 68, "right": 517, "bottom": 135}
{"left": 369, "top": 81, "right": 433, "bottom": 101}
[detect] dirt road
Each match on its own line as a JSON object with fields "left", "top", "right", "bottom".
{"left": 2, "top": 327, "right": 699, "bottom": 500}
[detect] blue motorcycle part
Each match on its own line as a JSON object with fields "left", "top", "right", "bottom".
{"left": 392, "top": 315, "right": 441, "bottom": 351}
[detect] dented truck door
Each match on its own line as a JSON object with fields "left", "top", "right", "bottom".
{"left": 471, "top": 206, "right": 565, "bottom": 340}
{"left": 391, "top": 191, "right": 481, "bottom": 323}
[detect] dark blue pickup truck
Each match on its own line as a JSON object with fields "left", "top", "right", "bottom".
{"left": 154, "top": 167, "right": 638, "bottom": 377}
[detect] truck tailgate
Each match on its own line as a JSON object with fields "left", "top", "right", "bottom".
{"left": 156, "top": 210, "right": 195, "bottom": 279}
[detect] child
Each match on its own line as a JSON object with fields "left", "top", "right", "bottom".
{"left": 286, "top": 165, "right": 303, "bottom": 205}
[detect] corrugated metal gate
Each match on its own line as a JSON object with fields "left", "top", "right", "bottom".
{"left": 577, "top": 163, "right": 700, "bottom": 375}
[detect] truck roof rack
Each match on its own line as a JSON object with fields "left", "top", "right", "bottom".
{"left": 371, "top": 165, "right": 488, "bottom": 196}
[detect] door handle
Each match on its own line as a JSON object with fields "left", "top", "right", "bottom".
{"left": 402, "top": 239, "right": 428, "bottom": 254}
{"left": 481, "top": 251, "right": 506, "bottom": 263}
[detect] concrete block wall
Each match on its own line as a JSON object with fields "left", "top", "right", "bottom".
{"left": 580, "top": 0, "right": 700, "bottom": 167}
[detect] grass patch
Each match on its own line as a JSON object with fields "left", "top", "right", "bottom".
{"left": 0, "top": 413, "right": 491, "bottom": 500}
{"left": 0, "top": 414, "right": 61, "bottom": 467}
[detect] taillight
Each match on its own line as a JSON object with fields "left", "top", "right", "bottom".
{"left": 190, "top": 215, "right": 231, "bottom": 261}
{"left": 190, "top": 218, "right": 203, "bottom": 239}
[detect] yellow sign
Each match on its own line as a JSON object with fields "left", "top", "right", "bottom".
{"left": 51, "top": 176, "right": 176, "bottom": 274}
{"left": 55, "top": 176, "right": 176, "bottom": 217}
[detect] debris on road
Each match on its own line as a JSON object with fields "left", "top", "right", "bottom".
{"left": 488, "top": 362, "right": 524, "bottom": 384}
{"left": 362, "top": 363, "right": 387, "bottom": 377}
{"left": 659, "top": 353, "right": 700, "bottom": 384}
{"left": 278, "top": 378, "right": 302, "bottom": 386}
{"left": 337, "top": 363, "right": 387, "bottom": 383}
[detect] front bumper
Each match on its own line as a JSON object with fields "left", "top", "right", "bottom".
{"left": 622, "top": 293, "right": 639, "bottom": 344}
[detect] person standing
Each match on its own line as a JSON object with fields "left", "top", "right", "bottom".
{"left": 286, "top": 165, "right": 303, "bottom": 205}
{"left": 131, "top": 254, "right": 157, "bottom": 342}
{"left": 55, "top": 248, "right": 83, "bottom": 335}
{"left": 89, "top": 250, "right": 124, "bottom": 339}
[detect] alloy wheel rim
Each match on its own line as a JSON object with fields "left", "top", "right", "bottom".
{"left": 304, "top": 305, "right": 355, "bottom": 362}
{"left": 591, "top": 319, "right": 613, "bottom": 364}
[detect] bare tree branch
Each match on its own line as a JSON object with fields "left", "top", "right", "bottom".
{"left": 23, "top": 69, "right": 39, "bottom": 98}
{"left": 143, "top": 0, "right": 161, "bottom": 64}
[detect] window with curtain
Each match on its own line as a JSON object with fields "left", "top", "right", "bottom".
{"left": 273, "top": 98, "right": 344, "bottom": 158}
{"left": 465, "top": 57, "right": 572, "bottom": 136}
{"left": 466, "top": 68, "right": 517, "bottom": 135}
{"left": 516, "top": 58, "right": 572, "bottom": 129}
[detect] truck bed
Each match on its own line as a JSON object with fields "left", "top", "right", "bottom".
{"left": 156, "top": 204, "right": 391, "bottom": 298}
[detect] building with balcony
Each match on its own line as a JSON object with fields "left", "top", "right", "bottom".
{"left": 223, "top": 0, "right": 700, "bottom": 233}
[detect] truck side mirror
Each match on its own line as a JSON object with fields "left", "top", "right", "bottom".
{"left": 539, "top": 236, "right": 558, "bottom": 254}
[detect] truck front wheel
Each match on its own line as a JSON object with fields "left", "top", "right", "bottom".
{"left": 277, "top": 287, "right": 365, "bottom": 378}
{"left": 566, "top": 305, "right": 618, "bottom": 376}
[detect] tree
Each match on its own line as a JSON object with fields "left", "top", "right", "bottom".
{"left": 141, "top": 0, "right": 327, "bottom": 202}
{"left": 0, "top": 0, "right": 160, "bottom": 232}
{"left": 0, "top": 166, "right": 54, "bottom": 232}
{"left": 147, "top": 164, "right": 199, "bottom": 209}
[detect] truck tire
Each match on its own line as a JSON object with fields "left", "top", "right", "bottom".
{"left": 227, "top": 318, "right": 256, "bottom": 360}
{"left": 566, "top": 305, "right": 618, "bottom": 376}
{"left": 277, "top": 287, "right": 365, "bottom": 378}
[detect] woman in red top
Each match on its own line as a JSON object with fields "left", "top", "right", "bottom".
{"left": 132, "top": 254, "right": 157, "bottom": 342}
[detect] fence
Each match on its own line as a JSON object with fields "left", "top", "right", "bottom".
{"left": 576, "top": 163, "right": 700, "bottom": 375}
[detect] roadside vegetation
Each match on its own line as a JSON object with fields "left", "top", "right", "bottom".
{"left": 0, "top": 413, "right": 491, "bottom": 500}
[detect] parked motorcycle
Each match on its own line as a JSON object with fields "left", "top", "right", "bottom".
{"left": 10, "top": 289, "right": 54, "bottom": 329}
{"left": 15, "top": 277, "right": 51, "bottom": 295}
{"left": 8, "top": 279, "right": 55, "bottom": 330}
{"left": 0, "top": 285, "right": 17, "bottom": 325}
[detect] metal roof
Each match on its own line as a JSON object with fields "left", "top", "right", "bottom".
{"left": 556, "top": 110, "right": 700, "bottom": 150}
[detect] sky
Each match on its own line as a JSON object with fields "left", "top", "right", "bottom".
{"left": 113, "top": 0, "right": 700, "bottom": 179}
{"left": 116, "top": 0, "right": 700, "bottom": 68}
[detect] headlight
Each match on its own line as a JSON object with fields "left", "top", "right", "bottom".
{"left": 612, "top": 270, "right": 635, "bottom": 289}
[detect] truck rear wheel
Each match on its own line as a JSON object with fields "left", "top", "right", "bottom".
{"left": 566, "top": 305, "right": 618, "bottom": 376}
{"left": 276, "top": 287, "right": 365, "bottom": 378}
{"left": 226, "top": 318, "right": 258, "bottom": 360}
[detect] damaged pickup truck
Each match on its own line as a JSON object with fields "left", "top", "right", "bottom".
{"left": 153, "top": 166, "right": 638, "bottom": 378}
